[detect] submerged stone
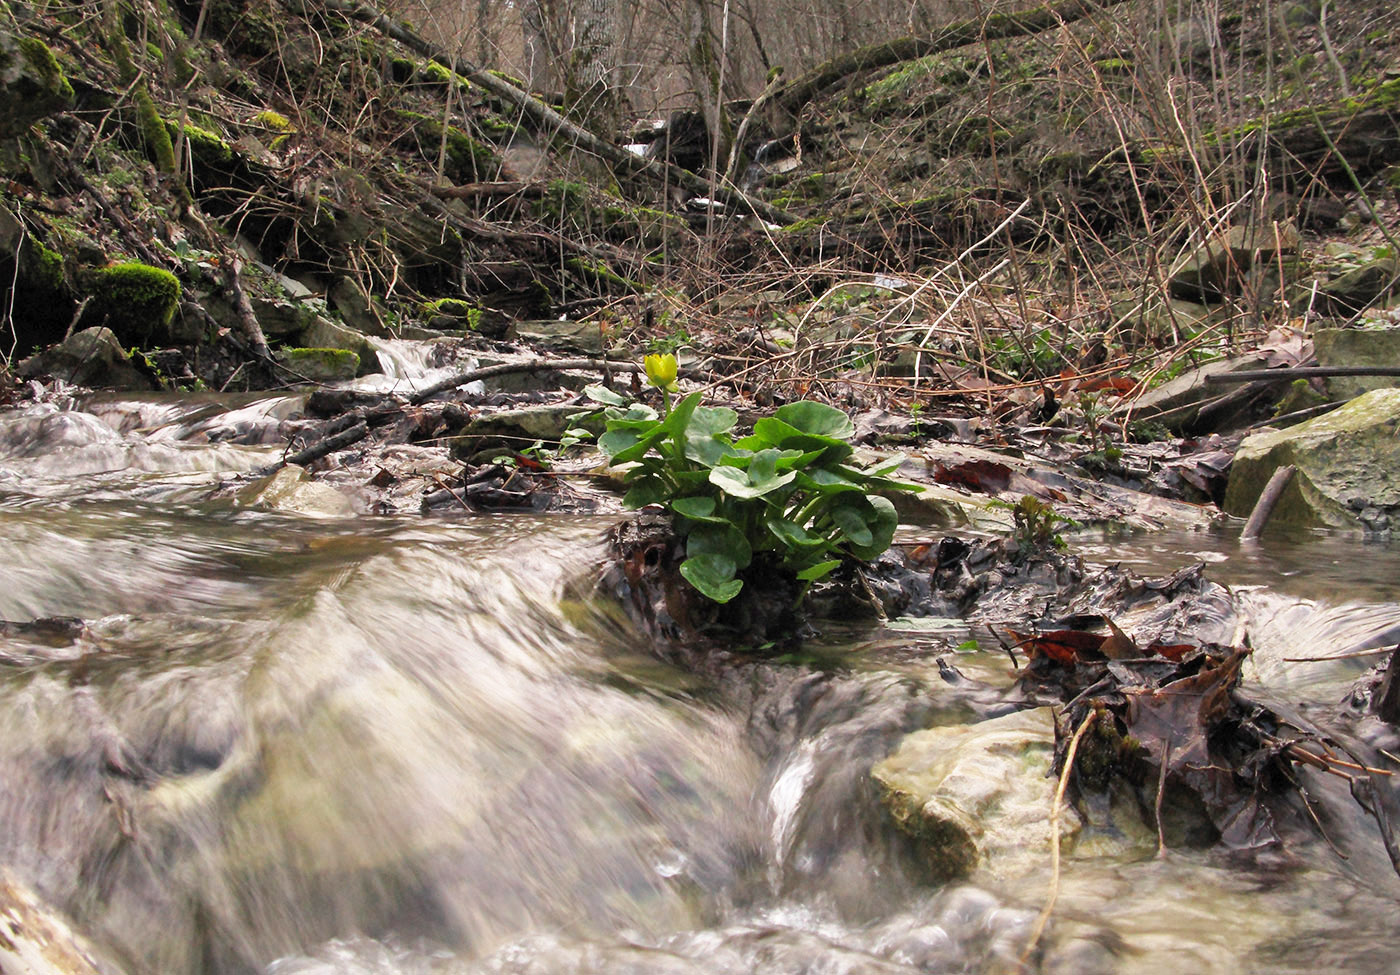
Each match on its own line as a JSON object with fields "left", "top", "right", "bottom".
{"left": 872, "top": 708, "right": 1082, "bottom": 881}
{"left": 1224, "top": 387, "right": 1400, "bottom": 531}
{"left": 234, "top": 464, "right": 355, "bottom": 517}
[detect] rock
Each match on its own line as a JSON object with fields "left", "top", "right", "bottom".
{"left": 1224, "top": 387, "right": 1400, "bottom": 532}
{"left": 510, "top": 319, "right": 606, "bottom": 356}
{"left": 1313, "top": 327, "right": 1400, "bottom": 399}
{"left": 872, "top": 708, "right": 1081, "bottom": 880}
{"left": 297, "top": 316, "right": 381, "bottom": 376}
{"left": 1167, "top": 221, "right": 1299, "bottom": 302}
{"left": 0, "top": 868, "right": 124, "bottom": 975}
{"left": 273, "top": 347, "right": 360, "bottom": 383}
{"left": 248, "top": 296, "right": 323, "bottom": 339}
{"left": 17, "top": 327, "right": 159, "bottom": 389}
{"left": 328, "top": 276, "right": 389, "bottom": 337}
{"left": 446, "top": 404, "right": 582, "bottom": 462}
{"left": 234, "top": 464, "right": 356, "bottom": 517}
{"left": 1118, "top": 352, "right": 1277, "bottom": 433}
{"left": 0, "top": 31, "right": 75, "bottom": 138}
{"left": 1317, "top": 257, "right": 1400, "bottom": 315}
{"left": 83, "top": 262, "right": 186, "bottom": 346}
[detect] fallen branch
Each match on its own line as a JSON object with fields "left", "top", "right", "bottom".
{"left": 1241, "top": 464, "right": 1295, "bottom": 541}
{"left": 1205, "top": 366, "right": 1400, "bottom": 384}
{"left": 256, "top": 420, "right": 370, "bottom": 476}
{"left": 1020, "top": 709, "right": 1098, "bottom": 968}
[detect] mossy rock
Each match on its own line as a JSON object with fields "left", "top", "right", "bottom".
{"left": 0, "top": 32, "right": 77, "bottom": 138}
{"left": 392, "top": 110, "right": 500, "bottom": 183}
{"left": 274, "top": 347, "right": 361, "bottom": 383}
{"left": 87, "top": 262, "right": 183, "bottom": 345}
{"left": 1224, "top": 388, "right": 1400, "bottom": 531}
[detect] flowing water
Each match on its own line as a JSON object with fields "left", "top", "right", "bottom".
{"left": 2, "top": 386, "right": 1400, "bottom": 974}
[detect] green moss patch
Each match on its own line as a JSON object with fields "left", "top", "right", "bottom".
{"left": 89, "top": 262, "right": 182, "bottom": 344}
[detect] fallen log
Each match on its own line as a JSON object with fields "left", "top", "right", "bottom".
{"left": 773, "top": 0, "right": 1131, "bottom": 118}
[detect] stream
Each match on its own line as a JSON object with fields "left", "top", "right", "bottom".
{"left": 2, "top": 377, "right": 1400, "bottom": 975}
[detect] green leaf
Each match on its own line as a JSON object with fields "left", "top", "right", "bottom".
{"left": 765, "top": 516, "right": 829, "bottom": 551}
{"left": 844, "top": 495, "right": 899, "bottom": 560}
{"left": 583, "top": 383, "right": 630, "bottom": 406}
{"left": 774, "top": 401, "right": 856, "bottom": 439}
{"left": 689, "top": 405, "right": 738, "bottom": 437}
{"left": 687, "top": 522, "right": 752, "bottom": 570}
{"left": 623, "top": 476, "right": 668, "bottom": 509}
{"left": 830, "top": 503, "right": 875, "bottom": 547}
{"left": 709, "top": 460, "right": 797, "bottom": 500}
{"left": 671, "top": 496, "right": 725, "bottom": 522}
{"left": 680, "top": 554, "right": 743, "bottom": 603}
{"left": 752, "top": 418, "right": 854, "bottom": 462}
{"left": 602, "top": 429, "right": 667, "bottom": 464}
{"left": 795, "top": 559, "right": 841, "bottom": 581}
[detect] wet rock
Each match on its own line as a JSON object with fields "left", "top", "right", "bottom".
{"left": 234, "top": 464, "right": 355, "bottom": 516}
{"left": 273, "top": 347, "right": 360, "bottom": 383}
{"left": 1224, "top": 387, "right": 1400, "bottom": 531}
{"left": 446, "top": 403, "right": 582, "bottom": 462}
{"left": 1118, "top": 352, "right": 1279, "bottom": 434}
{"left": 510, "top": 319, "right": 606, "bottom": 356}
{"left": 1313, "top": 326, "right": 1400, "bottom": 399}
{"left": 17, "top": 327, "right": 160, "bottom": 390}
{"left": 328, "top": 276, "right": 389, "bottom": 337}
{"left": 872, "top": 707, "right": 1082, "bottom": 880}
{"left": 296, "top": 316, "right": 381, "bottom": 376}
{"left": 0, "top": 868, "right": 124, "bottom": 975}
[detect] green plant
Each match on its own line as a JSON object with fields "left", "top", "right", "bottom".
{"left": 990, "top": 494, "right": 1078, "bottom": 556}
{"left": 574, "top": 355, "right": 917, "bottom": 605}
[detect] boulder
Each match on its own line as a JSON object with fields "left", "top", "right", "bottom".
{"left": 234, "top": 464, "right": 355, "bottom": 517}
{"left": 873, "top": 708, "right": 1081, "bottom": 880}
{"left": 328, "top": 276, "right": 389, "bottom": 337}
{"left": 446, "top": 404, "right": 581, "bottom": 462}
{"left": 297, "top": 316, "right": 381, "bottom": 376}
{"left": 17, "top": 327, "right": 159, "bottom": 390}
{"left": 1118, "top": 352, "right": 1279, "bottom": 434}
{"left": 1224, "top": 387, "right": 1400, "bottom": 532}
{"left": 1313, "top": 327, "right": 1400, "bottom": 399}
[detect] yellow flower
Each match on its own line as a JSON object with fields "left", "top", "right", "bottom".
{"left": 644, "top": 353, "right": 679, "bottom": 391}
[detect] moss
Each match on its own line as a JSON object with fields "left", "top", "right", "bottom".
{"left": 564, "top": 257, "right": 642, "bottom": 294}
{"left": 476, "top": 115, "right": 518, "bottom": 142}
{"left": 1094, "top": 57, "right": 1133, "bottom": 75}
{"left": 0, "top": 36, "right": 76, "bottom": 137}
{"left": 166, "top": 119, "right": 235, "bottom": 168}
{"left": 90, "top": 262, "right": 181, "bottom": 343}
{"left": 17, "top": 37, "right": 76, "bottom": 104}
{"left": 393, "top": 111, "right": 499, "bottom": 182}
{"left": 134, "top": 87, "right": 178, "bottom": 175}
{"left": 253, "top": 109, "right": 291, "bottom": 131}
{"left": 275, "top": 347, "right": 360, "bottom": 381}
{"left": 599, "top": 203, "right": 688, "bottom": 246}
{"left": 778, "top": 216, "right": 830, "bottom": 234}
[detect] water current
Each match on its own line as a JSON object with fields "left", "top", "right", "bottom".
{"left": 2, "top": 381, "right": 1399, "bottom": 974}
